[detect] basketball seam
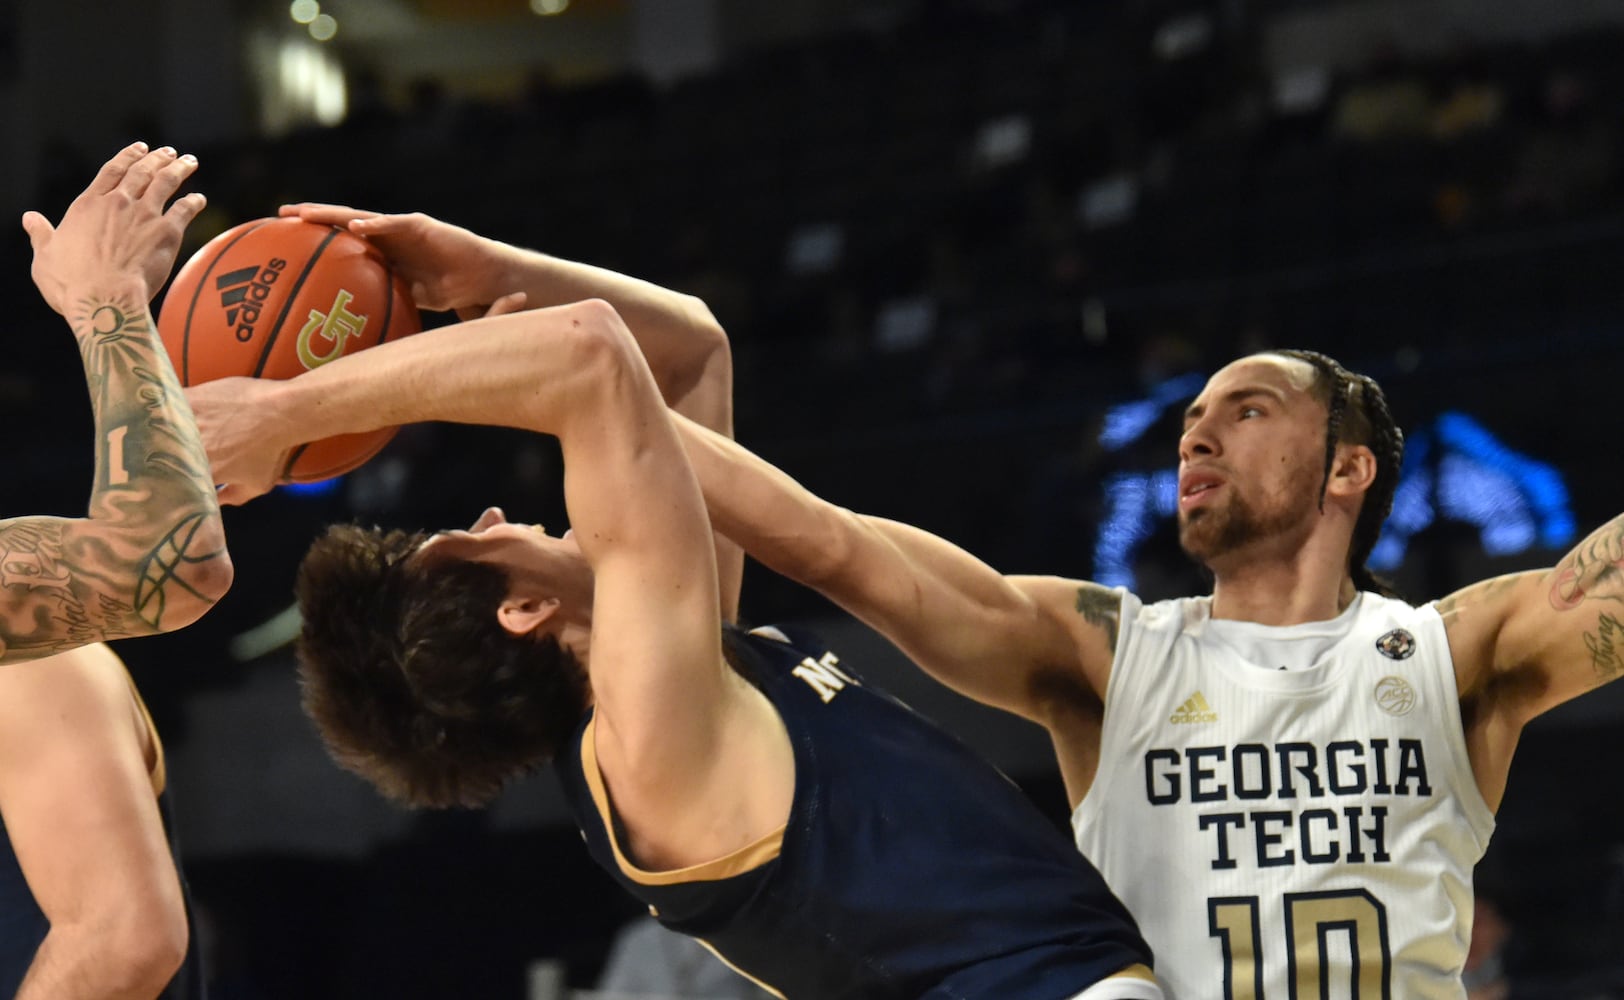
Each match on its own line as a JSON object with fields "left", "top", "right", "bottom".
{"left": 251, "top": 226, "right": 343, "bottom": 379}
{"left": 283, "top": 262, "right": 408, "bottom": 483}
{"left": 178, "top": 219, "right": 274, "bottom": 384}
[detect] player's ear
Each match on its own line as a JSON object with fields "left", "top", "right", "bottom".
{"left": 1327, "top": 443, "right": 1377, "bottom": 500}
{"left": 497, "top": 596, "right": 560, "bottom": 637}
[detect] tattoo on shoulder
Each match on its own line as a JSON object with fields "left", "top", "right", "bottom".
{"left": 1075, "top": 586, "right": 1120, "bottom": 653}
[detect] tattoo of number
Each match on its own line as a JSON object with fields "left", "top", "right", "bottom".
{"left": 106, "top": 424, "right": 130, "bottom": 485}
{"left": 1209, "top": 890, "right": 1391, "bottom": 1000}
{"left": 1074, "top": 585, "right": 1120, "bottom": 653}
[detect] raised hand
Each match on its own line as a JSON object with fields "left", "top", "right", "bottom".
{"left": 23, "top": 143, "right": 206, "bottom": 316}
{"left": 279, "top": 203, "right": 511, "bottom": 319}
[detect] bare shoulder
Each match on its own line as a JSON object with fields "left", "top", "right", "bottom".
{"left": 1009, "top": 575, "right": 1122, "bottom": 700}
{"left": 1433, "top": 571, "right": 1540, "bottom": 697}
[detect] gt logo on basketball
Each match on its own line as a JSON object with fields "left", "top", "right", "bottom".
{"left": 215, "top": 259, "right": 287, "bottom": 342}
{"left": 296, "top": 289, "right": 369, "bottom": 369}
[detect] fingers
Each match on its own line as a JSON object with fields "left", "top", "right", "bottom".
{"left": 88, "top": 141, "right": 151, "bottom": 195}
{"left": 482, "top": 292, "right": 529, "bottom": 319}
{"left": 117, "top": 146, "right": 178, "bottom": 201}
{"left": 280, "top": 203, "right": 376, "bottom": 226}
{"left": 19, "top": 211, "right": 53, "bottom": 251}
{"left": 347, "top": 213, "right": 412, "bottom": 235}
{"left": 144, "top": 152, "right": 200, "bottom": 209}
{"left": 164, "top": 191, "right": 208, "bottom": 231}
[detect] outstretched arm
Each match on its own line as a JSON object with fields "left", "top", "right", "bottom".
{"left": 1442, "top": 513, "right": 1624, "bottom": 806}
{"left": 1, "top": 144, "right": 231, "bottom": 661}
{"left": 671, "top": 413, "right": 1117, "bottom": 725}
{"left": 275, "top": 203, "right": 742, "bottom": 619}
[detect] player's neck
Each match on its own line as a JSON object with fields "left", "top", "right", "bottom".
{"left": 1208, "top": 558, "right": 1356, "bottom": 626}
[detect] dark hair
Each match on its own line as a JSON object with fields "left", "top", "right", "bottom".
{"left": 295, "top": 523, "right": 590, "bottom": 809}
{"left": 1269, "top": 350, "right": 1404, "bottom": 597}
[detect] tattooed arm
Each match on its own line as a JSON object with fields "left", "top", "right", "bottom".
{"left": 3, "top": 143, "right": 232, "bottom": 661}
{"left": 1439, "top": 514, "right": 1624, "bottom": 808}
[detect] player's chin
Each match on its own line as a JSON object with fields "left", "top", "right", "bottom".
{"left": 1177, "top": 517, "right": 1217, "bottom": 560}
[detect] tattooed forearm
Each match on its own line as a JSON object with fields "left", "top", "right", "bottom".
{"left": 1075, "top": 585, "right": 1121, "bottom": 654}
{"left": 0, "top": 296, "right": 230, "bottom": 659}
{"left": 1584, "top": 613, "right": 1624, "bottom": 678}
{"left": 1549, "top": 514, "right": 1624, "bottom": 611}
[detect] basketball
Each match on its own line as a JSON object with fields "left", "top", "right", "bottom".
{"left": 157, "top": 217, "right": 421, "bottom": 483}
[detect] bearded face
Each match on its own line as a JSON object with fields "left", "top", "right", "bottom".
{"left": 1178, "top": 447, "right": 1325, "bottom": 568}
{"left": 1175, "top": 355, "right": 1334, "bottom": 572}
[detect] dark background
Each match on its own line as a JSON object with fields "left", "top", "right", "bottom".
{"left": 2, "top": 0, "right": 1623, "bottom": 995}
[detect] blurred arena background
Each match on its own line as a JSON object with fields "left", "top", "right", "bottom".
{"left": 2, "top": 0, "right": 1623, "bottom": 995}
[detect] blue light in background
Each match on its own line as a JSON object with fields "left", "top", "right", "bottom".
{"left": 277, "top": 476, "right": 345, "bottom": 498}
{"left": 1091, "top": 383, "right": 1576, "bottom": 588}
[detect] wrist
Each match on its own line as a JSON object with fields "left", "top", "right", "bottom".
{"left": 66, "top": 277, "right": 150, "bottom": 312}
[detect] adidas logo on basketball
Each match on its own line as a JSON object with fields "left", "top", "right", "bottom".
{"left": 1169, "top": 691, "right": 1218, "bottom": 724}
{"left": 215, "top": 258, "right": 287, "bottom": 343}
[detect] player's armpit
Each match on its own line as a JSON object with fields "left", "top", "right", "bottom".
{"left": 1442, "top": 512, "right": 1624, "bottom": 724}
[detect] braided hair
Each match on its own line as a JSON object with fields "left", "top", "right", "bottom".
{"left": 1269, "top": 350, "right": 1405, "bottom": 597}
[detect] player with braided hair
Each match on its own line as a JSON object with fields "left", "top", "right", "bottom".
{"left": 636, "top": 348, "right": 1607, "bottom": 999}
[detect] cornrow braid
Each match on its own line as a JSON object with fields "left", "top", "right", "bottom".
{"left": 1270, "top": 350, "right": 1405, "bottom": 598}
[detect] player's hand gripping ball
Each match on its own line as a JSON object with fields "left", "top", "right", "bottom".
{"left": 157, "top": 217, "right": 421, "bottom": 482}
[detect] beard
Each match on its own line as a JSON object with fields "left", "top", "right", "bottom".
{"left": 1178, "top": 461, "right": 1323, "bottom": 568}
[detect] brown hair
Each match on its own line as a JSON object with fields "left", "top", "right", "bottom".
{"left": 295, "top": 523, "right": 590, "bottom": 808}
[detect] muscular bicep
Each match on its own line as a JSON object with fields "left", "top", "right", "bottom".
{"left": 0, "top": 513, "right": 225, "bottom": 661}
{"left": 0, "top": 654, "right": 183, "bottom": 933}
{"left": 817, "top": 516, "right": 1109, "bottom": 721}
{"left": 1445, "top": 514, "right": 1624, "bottom": 724}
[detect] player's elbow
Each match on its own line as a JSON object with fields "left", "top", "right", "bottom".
{"left": 97, "top": 900, "right": 189, "bottom": 996}
{"left": 158, "top": 514, "right": 234, "bottom": 630}
{"left": 131, "top": 511, "right": 234, "bottom": 633}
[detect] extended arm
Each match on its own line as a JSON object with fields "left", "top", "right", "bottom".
{"left": 671, "top": 413, "right": 1117, "bottom": 724}
{"left": 2, "top": 144, "right": 231, "bottom": 661}
{"left": 1442, "top": 513, "right": 1624, "bottom": 806}
{"left": 277, "top": 204, "right": 742, "bottom": 618}
{"left": 0, "top": 645, "right": 188, "bottom": 999}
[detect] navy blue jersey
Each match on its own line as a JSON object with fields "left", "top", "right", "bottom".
{"left": 555, "top": 624, "right": 1152, "bottom": 1000}
{"left": 0, "top": 718, "right": 205, "bottom": 998}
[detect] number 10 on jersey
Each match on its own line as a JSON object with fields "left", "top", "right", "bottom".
{"left": 1209, "top": 889, "right": 1390, "bottom": 999}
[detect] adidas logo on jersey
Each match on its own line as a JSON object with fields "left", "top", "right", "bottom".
{"left": 1169, "top": 691, "right": 1218, "bottom": 724}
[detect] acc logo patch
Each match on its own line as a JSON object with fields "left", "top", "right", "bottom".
{"left": 1375, "top": 628, "right": 1416, "bottom": 660}
{"left": 1375, "top": 676, "right": 1416, "bottom": 716}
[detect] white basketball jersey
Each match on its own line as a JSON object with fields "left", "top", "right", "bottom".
{"left": 1073, "top": 591, "right": 1495, "bottom": 1000}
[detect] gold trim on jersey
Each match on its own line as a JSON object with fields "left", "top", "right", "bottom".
{"left": 580, "top": 715, "right": 785, "bottom": 886}
{"left": 1108, "top": 963, "right": 1157, "bottom": 982}
{"left": 695, "top": 936, "right": 789, "bottom": 999}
